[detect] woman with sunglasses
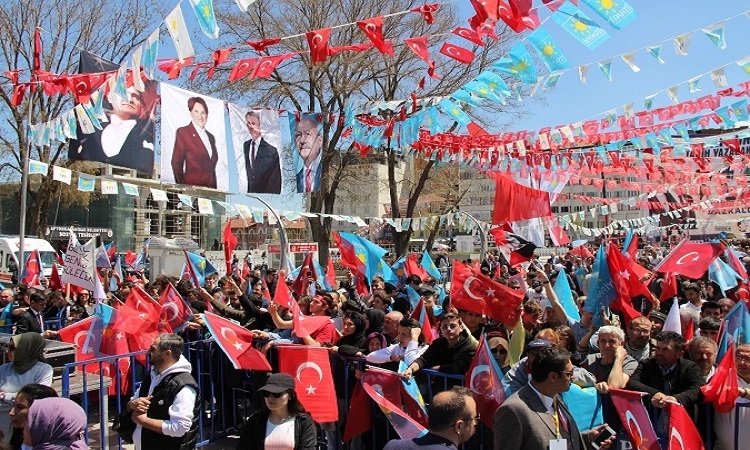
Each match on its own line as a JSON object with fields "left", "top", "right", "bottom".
{"left": 236, "top": 373, "right": 317, "bottom": 450}
{"left": 0, "top": 334, "right": 54, "bottom": 436}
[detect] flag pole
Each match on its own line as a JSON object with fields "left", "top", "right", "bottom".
{"left": 18, "top": 66, "right": 35, "bottom": 271}
{"left": 246, "top": 194, "right": 289, "bottom": 273}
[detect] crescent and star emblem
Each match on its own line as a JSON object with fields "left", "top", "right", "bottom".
{"left": 162, "top": 302, "right": 180, "bottom": 322}
{"left": 220, "top": 326, "right": 243, "bottom": 351}
{"left": 296, "top": 361, "right": 323, "bottom": 395}
{"left": 364, "top": 23, "right": 377, "bottom": 34}
{"left": 669, "top": 427, "right": 685, "bottom": 450}
{"left": 624, "top": 410, "right": 643, "bottom": 447}
{"left": 675, "top": 252, "right": 700, "bottom": 265}
{"left": 463, "top": 276, "right": 483, "bottom": 300}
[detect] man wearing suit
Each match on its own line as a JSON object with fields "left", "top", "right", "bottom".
{"left": 626, "top": 330, "right": 705, "bottom": 438}
{"left": 494, "top": 347, "right": 614, "bottom": 450}
{"left": 171, "top": 97, "right": 218, "bottom": 188}
{"left": 15, "top": 292, "right": 58, "bottom": 339}
{"left": 294, "top": 117, "right": 323, "bottom": 193}
{"left": 69, "top": 81, "right": 158, "bottom": 174}
{"left": 243, "top": 112, "right": 281, "bottom": 194}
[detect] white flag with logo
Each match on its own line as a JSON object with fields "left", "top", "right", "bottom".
{"left": 166, "top": 5, "right": 195, "bottom": 60}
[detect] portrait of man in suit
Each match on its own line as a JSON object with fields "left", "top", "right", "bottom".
{"left": 171, "top": 96, "right": 219, "bottom": 188}
{"left": 293, "top": 116, "right": 323, "bottom": 193}
{"left": 243, "top": 111, "right": 281, "bottom": 194}
{"left": 69, "top": 80, "right": 158, "bottom": 174}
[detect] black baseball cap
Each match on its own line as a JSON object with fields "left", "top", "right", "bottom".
{"left": 259, "top": 373, "right": 295, "bottom": 393}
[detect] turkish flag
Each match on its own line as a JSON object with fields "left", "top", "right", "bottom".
{"left": 343, "top": 382, "right": 373, "bottom": 442}
{"left": 357, "top": 17, "right": 394, "bottom": 56}
{"left": 305, "top": 28, "right": 331, "bottom": 65}
{"left": 404, "top": 37, "right": 430, "bottom": 62}
{"left": 609, "top": 389, "right": 661, "bottom": 450}
{"left": 607, "top": 243, "right": 652, "bottom": 303}
{"left": 492, "top": 173, "right": 552, "bottom": 224}
{"left": 292, "top": 253, "right": 316, "bottom": 295}
{"left": 159, "top": 283, "right": 193, "bottom": 333}
{"left": 124, "top": 250, "right": 137, "bottom": 268}
{"left": 278, "top": 345, "right": 338, "bottom": 422}
{"left": 274, "top": 273, "right": 331, "bottom": 338}
{"left": 440, "top": 42, "right": 475, "bottom": 64}
{"left": 660, "top": 272, "right": 679, "bottom": 302}
{"left": 48, "top": 264, "right": 63, "bottom": 291}
{"left": 250, "top": 53, "right": 294, "bottom": 79}
{"left": 11, "top": 83, "right": 27, "bottom": 107}
{"left": 410, "top": 297, "right": 434, "bottom": 345}
{"left": 58, "top": 317, "right": 96, "bottom": 364}
{"left": 451, "top": 260, "right": 524, "bottom": 327}
{"left": 723, "top": 138, "right": 742, "bottom": 155}
{"left": 465, "top": 335, "right": 509, "bottom": 429}
{"left": 360, "top": 367, "right": 427, "bottom": 439}
{"left": 247, "top": 37, "right": 282, "bottom": 52}
{"left": 654, "top": 239, "right": 725, "bottom": 279}
{"left": 547, "top": 221, "right": 571, "bottom": 246}
{"left": 326, "top": 257, "right": 337, "bottom": 290}
{"left": 207, "top": 47, "right": 233, "bottom": 79}
{"left": 453, "top": 27, "right": 485, "bottom": 46}
{"left": 404, "top": 253, "right": 429, "bottom": 281}
{"left": 201, "top": 312, "right": 271, "bottom": 371}
{"left": 67, "top": 74, "right": 92, "bottom": 103}
{"left": 701, "top": 344, "right": 738, "bottom": 414}
{"left": 123, "top": 285, "right": 160, "bottom": 334}
{"left": 21, "top": 250, "right": 43, "bottom": 287}
{"left": 228, "top": 58, "right": 257, "bottom": 81}
{"left": 223, "top": 220, "right": 237, "bottom": 276}
{"left": 411, "top": 3, "right": 440, "bottom": 24}
{"left": 666, "top": 401, "right": 706, "bottom": 450}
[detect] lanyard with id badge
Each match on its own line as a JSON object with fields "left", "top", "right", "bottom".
{"left": 549, "top": 402, "right": 568, "bottom": 450}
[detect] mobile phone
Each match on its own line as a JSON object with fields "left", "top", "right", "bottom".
{"left": 590, "top": 425, "right": 616, "bottom": 449}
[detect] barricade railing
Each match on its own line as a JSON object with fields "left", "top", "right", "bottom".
{"left": 59, "top": 338, "right": 258, "bottom": 449}
{"left": 57, "top": 341, "right": 747, "bottom": 450}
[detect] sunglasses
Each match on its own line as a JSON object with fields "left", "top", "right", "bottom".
{"left": 262, "top": 391, "right": 285, "bottom": 398}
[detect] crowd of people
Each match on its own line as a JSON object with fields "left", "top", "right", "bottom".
{"left": 1, "top": 240, "right": 749, "bottom": 449}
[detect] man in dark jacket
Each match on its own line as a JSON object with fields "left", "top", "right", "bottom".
{"left": 626, "top": 330, "right": 705, "bottom": 438}
{"left": 402, "top": 312, "right": 477, "bottom": 385}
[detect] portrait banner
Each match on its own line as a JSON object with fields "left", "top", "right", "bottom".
{"left": 160, "top": 84, "right": 229, "bottom": 191}
{"left": 68, "top": 77, "right": 158, "bottom": 174}
{"left": 289, "top": 113, "right": 323, "bottom": 193}
{"left": 228, "top": 104, "right": 283, "bottom": 194}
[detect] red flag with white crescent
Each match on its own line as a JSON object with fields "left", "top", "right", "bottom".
{"left": 278, "top": 345, "right": 337, "bottom": 422}
{"left": 250, "top": 53, "right": 294, "bottom": 79}
{"left": 666, "top": 401, "right": 705, "bottom": 450}
{"left": 609, "top": 389, "right": 661, "bottom": 450}
{"left": 357, "top": 17, "right": 394, "bottom": 56}
{"left": 439, "top": 42, "right": 475, "bottom": 64}
{"left": 201, "top": 312, "right": 272, "bottom": 371}
{"left": 305, "top": 28, "right": 331, "bottom": 65}
{"left": 450, "top": 260, "right": 524, "bottom": 327}
{"left": 465, "top": 335, "right": 508, "bottom": 429}
{"left": 159, "top": 283, "right": 193, "bottom": 334}
{"left": 404, "top": 37, "right": 430, "bottom": 62}
{"left": 654, "top": 239, "right": 725, "bottom": 279}
{"left": 228, "top": 58, "right": 257, "bottom": 81}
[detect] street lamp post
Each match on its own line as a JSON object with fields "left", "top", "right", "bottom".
{"left": 453, "top": 209, "right": 487, "bottom": 262}
{"left": 246, "top": 195, "right": 290, "bottom": 273}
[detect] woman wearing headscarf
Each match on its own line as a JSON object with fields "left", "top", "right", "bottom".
{"left": 22, "top": 397, "right": 87, "bottom": 450}
{"left": 7, "top": 384, "right": 58, "bottom": 450}
{"left": 364, "top": 308, "right": 385, "bottom": 336}
{"left": 331, "top": 311, "right": 368, "bottom": 357}
{"left": 0, "top": 334, "right": 53, "bottom": 434}
{"left": 487, "top": 334, "right": 512, "bottom": 374}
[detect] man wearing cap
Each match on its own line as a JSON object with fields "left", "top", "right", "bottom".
{"left": 494, "top": 347, "right": 615, "bottom": 450}
{"left": 648, "top": 311, "right": 666, "bottom": 337}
